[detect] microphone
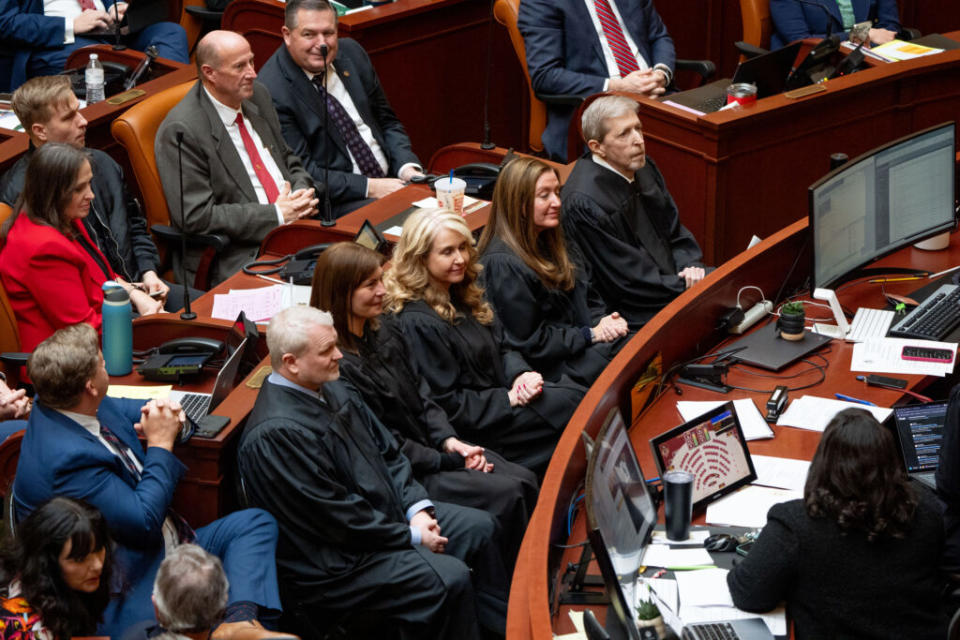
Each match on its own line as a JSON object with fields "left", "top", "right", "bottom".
{"left": 479, "top": 0, "right": 496, "bottom": 150}
{"left": 124, "top": 45, "right": 156, "bottom": 91}
{"left": 111, "top": 0, "right": 125, "bottom": 50}
{"left": 176, "top": 131, "right": 197, "bottom": 321}
{"left": 318, "top": 43, "right": 334, "bottom": 227}
{"left": 794, "top": 0, "right": 844, "bottom": 38}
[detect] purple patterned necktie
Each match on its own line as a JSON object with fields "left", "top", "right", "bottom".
{"left": 311, "top": 74, "right": 385, "bottom": 178}
{"left": 99, "top": 422, "right": 196, "bottom": 544}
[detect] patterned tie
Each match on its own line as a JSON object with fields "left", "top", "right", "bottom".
{"left": 311, "top": 75, "right": 386, "bottom": 179}
{"left": 78, "top": 0, "right": 97, "bottom": 11}
{"left": 99, "top": 422, "right": 197, "bottom": 544}
{"left": 593, "top": 0, "right": 640, "bottom": 77}
{"left": 234, "top": 112, "right": 280, "bottom": 203}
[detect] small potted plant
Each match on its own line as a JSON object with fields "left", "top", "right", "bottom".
{"left": 778, "top": 301, "right": 806, "bottom": 341}
{"left": 636, "top": 586, "right": 667, "bottom": 639}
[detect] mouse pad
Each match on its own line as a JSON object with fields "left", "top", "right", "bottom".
{"left": 729, "top": 321, "right": 832, "bottom": 371}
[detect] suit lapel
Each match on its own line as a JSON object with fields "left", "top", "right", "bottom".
{"left": 41, "top": 405, "right": 141, "bottom": 489}
{"left": 243, "top": 98, "right": 292, "bottom": 183}
{"left": 278, "top": 46, "right": 351, "bottom": 162}
{"left": 196, "top": 85, "right": 259, "bottom": 201}
{"left": 337, "top": 50, "right": 385, "bottom": 149}
{"left": 577, "top": 0, "right": 607, "bottom": 72}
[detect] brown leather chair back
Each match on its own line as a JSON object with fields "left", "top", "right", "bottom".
{"left": 493, "top": 0, "right": 546, "bottom": 154}
{"left": 0, "top": 430, "right": 23, "bottom": 496}
{"left": 0, "top": 203, "right": 20, "bottom": 356}
{"left": 740, "top": 0, "right": 773, "bottom": 50}
{"left": 110, "top": 81, "right": 195, "bottom": 238}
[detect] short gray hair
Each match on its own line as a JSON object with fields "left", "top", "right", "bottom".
{"left": 581, "top": 95, "right": 640, "bottom": 143}
{"left": 267, "top": 305, "right": 334, "bottom": 368}
{"left": 153, "top": 544, "right": 229, "bottom": 632}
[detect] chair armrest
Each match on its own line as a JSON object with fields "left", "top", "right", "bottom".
{"left": 151, "top": 225, "right": 230, "bottom": 251}
{"left": 898, "top": 27, "right": 921, "bottom": 41}
{"left": 535, "top": 93, "right": 584, "bottom": 107}
{"left": 734, "top": 41, "right": 770, "bottom": 60}
{"left": 0, "top": 353, "right": 28, "bottom": 369}
{"left": 676, "top": 59, "right": 717, "bottom": 83}
{"left": 184, "top": 5, "right": 224, "bottom": 20}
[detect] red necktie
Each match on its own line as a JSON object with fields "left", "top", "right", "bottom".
{"left": 78, "top": 0, "right": 97, "bottom": 11}
{"left": 234, "top": 112, "right": 280, "bottom": 204}
{"left": 594, "top": 0, "right": 640, "bottom": 77}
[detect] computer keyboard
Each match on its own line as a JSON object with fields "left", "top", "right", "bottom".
{"left": 888, "top": 284, "right": 960, "bottom": 341}
{"left": 682, "top": 622, "right": 741, "bottom": 640}
{"left": 179, "top": 392, "right": 211, "bottom": 423}
{"left": 846, "top": 307, "right": 895, "bottom": 342}
{"left": 695, "top": 95, "right": 727, "bottom": 113}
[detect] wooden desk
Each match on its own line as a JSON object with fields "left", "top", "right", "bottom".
{"left": 0, "top": 128, "right": 29, "bottom": 175}
{"left": 506, "top": 220, "right": 960, "bottom": 639}
{"left": 223, "top": 0, "right": 527, "bottom": 162}
{"left": 634, "top": 35, "right": 960, "bottom": 265}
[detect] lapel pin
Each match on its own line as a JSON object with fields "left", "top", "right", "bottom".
{"left": 343, "top": 71, "right": 351, "bottom": 77}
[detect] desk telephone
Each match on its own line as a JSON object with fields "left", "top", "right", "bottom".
{"left": 137, "top": 337, "right": 224, "bottom": 382}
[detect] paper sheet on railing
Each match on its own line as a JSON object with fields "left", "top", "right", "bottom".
{"left": 677, "top": 398, "right": 773, "bottom": 440}
{"left": 210, "top": 284, "right": 311, "bottom": 323}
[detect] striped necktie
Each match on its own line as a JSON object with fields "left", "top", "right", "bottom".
{"left": 594, "top": 0, "right": 639, "bottom": 77}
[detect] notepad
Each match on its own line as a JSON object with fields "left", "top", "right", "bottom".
{"left": 677, "top": 398, "right": 774, "bottom": 441}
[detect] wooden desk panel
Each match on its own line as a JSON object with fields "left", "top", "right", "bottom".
{"left": 0, "top": 129, "right": 29, "bottom": 175}
{"left": 506, "top": 221, "right": 960, "bottom": 640}
{"left": 634, "top": 40, "right": 960, "bottom": 265}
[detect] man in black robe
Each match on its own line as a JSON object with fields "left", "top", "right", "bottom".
{"left": 237, "top": 306, "right": 508, "bottom": 640}
{"left": 561, "top": 95, "right": 707, "bottom": 327}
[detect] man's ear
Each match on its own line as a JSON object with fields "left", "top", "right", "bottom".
{"left": 586, "top": 139, "right": 603, "bottom": 156}
{"left": 281, "top": 351, "right": 298, "bottom": 375}
{"left": 84, "top": 378, "right": 100, "bottom": 400}
{"left": 31, "top": 122, "right": 48, "bottom": 144}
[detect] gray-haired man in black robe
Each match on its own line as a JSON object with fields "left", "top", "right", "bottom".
{"left": 561, "top": 95, "right": 707, "bottom": 327}
{"left": 237, "top": 306, "right": 508, "bottom": 640}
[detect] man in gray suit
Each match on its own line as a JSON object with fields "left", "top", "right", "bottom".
{"left": 156, "top": 30, "right": 319, "bottom": 287}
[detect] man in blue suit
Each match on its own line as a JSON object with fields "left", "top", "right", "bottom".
{"left": 258, "top": 0, "right": 424, "bottom": 217}
{"left": 0, "top": 0, "right": 188, "bottom": 90}
{"left": 770, "top": 0, "right": 900, "bottom": 49}
{"left": 517, "top": 0, "right": 675, "bottom": 161}
{"left": 13, "top": 323, "right": 283, "bottom": 638}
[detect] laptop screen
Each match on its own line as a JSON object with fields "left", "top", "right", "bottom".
{"left": 893, "top": 402, "right": 948, "bottom": 473}
{"left": 650, "top": 402, "right": 757, "bottom": 509}
{"left": 208, "top": 337, "right": 248, "bottom": 412}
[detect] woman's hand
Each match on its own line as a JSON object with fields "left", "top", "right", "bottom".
{"left": 129, "top": 288, "right": 163, "bottom": 316}
{"left": 508, "top": 371, "right": 544, "bottom": 407}
{"left": 141, "top": 271, "right": 169, "bottom": 305}
{"left": 592, "top": 312, "right": 629, "bottom": 343}
{"left": 443, "top": 437, "right": 492, "bottom": 472}
{"left": 0, "top": 380, "right": 29, "bottom": 420}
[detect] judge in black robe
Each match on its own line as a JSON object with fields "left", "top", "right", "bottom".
{"left": 562, "top": 153, "right": 705, "bottom": 327}
{"left": 239, "top": 373, "right": 509, "bottom": 639}
{"left": 340, "top": 316, "right": 539, "bottom": 564}
{"left": 394, "top": 299, "right": 586, "bottom": 475}
{"left": 480, "top": 236, "right": 630, "bottom": 386}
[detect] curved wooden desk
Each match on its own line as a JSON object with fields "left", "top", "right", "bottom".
{"left": 506, "top": 219, "right": 960, "bottom": 639}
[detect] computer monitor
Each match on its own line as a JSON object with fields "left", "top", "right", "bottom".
{"left": 809, "top": 122, "right": 956, "bottom": 289}
{"left": 584, "top": 407, "right": 657, "bottom": 640}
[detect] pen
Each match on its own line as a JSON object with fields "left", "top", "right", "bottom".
{"left": 835, "top": 393, "right": 876, "bottom": 406}
{"left": 867, "top": 276, "right": 924, "bottom": 284}
{"left": 665, "top": 565, "right": 717, "bottom": 571}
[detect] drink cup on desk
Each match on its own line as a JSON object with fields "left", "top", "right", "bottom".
{"left": 664, "top": 470, "right": 694, "bottom": 541}
{"left": 726, "top": 83, "right": 757, "bottom": 107}
{"left": 435, "top": 177, "right": 467, "bottom": 215}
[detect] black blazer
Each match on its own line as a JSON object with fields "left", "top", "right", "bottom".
{"left": 259, "top": 39, "right": 420, "bottom": 206}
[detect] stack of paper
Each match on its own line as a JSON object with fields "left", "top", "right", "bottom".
{"left": 851, "top": 337, "right": 956, "bottom": 376}
{"left": 705, "top": 485, "right": 801, "bottom": 528}
{"left": 677, "top": 398, "right": 774, "bottom": 441}
{"left": 674, "top": 568, "right": 787, "bottom": 635}
{"left": 776, "top": 395, "right": 891, "bottom": 432}
{"left": 640, "top": 545, "right": 714, "bottom": 568}
{"left": 210, "top": 284, "right": 311, "bottom": 323}
{"left": 871, "top": 39, "right": 944, "bottom": 61}
{"left": 751, "top": 455, "right": 810, "bottom": 492}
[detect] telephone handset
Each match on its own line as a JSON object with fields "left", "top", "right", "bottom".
{"left": 138, "top": 337, "right": 223, "bottom": 382}
{"left": 279, "top": 243, "right": 332, "bottom": 285}
{"left": 158, "top": 336, "right": 224, "bottom": 355}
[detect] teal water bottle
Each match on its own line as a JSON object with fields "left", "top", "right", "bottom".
{"left": 102, "top": 283, "right": 132, "bottom": 376}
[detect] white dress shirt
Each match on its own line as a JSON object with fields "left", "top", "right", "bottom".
{"left": 203, "top": 86, "right": 287, "bottom": 225}
{"left": 581, "top": 0, "right": 672, "bottom": 90}
{"left": 45, "top": 0, "right": 107, "bottom": 44}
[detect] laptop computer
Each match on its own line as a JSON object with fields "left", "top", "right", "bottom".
{"left": 892, "top": 402, "right": 948, "bottom": 489}
{"left": 169, "top": 336, "right": 247, "bottom": 427}
{"left": 87, "top": 0, "right": 172, "bottom": 37}
{"left": 667, "top": 42, "right": 802, "bottom": 114}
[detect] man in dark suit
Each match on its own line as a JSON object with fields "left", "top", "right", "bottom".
{"left": 155, "top": 30, "right": 319, "bottom": 287}
{"left": 0, "top": 0, "right": 187, "bottom": 90}
{"left": 517, "top": 0, "right": 675, "bottom": 160}
{"left": 770, "top": 0, "right": 900, "bottom": 49}
{"left": 12, "top": 323, "right": 283, "bottom": 638}
{"left": 258, "top": 0, "right": 423, "bottom": 216}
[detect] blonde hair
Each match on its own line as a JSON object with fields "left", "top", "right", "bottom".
{"left": 384, "top": 208, "right": 493, "bottom": 324}
{"left": 11, "top": 75, "right": 74, "bottom": 135}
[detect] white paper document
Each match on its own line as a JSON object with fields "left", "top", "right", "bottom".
{"left": 210, "top": 284, "right": 311, "bottom": 323}
{"left": 650, "top": 529, "right": 711, "bottom": 546}
{"left": 680, "top": 602, "right": 787, "bottom": 636}
{"left": 677, "top": 398, "right": 774, "bottom": 441}
{"left": 776, "top": 395, "right": 892, "bottom": 432}
{"left": 672, "top": 568, "right": 787, "bottom": 635}
{"left": 851, "top": 337, "right": 956, "bottom": 376}
{"left": 705, "top": 485, "right": 802, "bottom": 528}
{"left": 640, "top": 545, "right": 714, "bottom": 568}
{"left": 751, "top": 455, "right": 810, "bottom": 492}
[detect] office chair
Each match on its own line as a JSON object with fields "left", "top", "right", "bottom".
{"left": 0, "top": 203, "right": 29, "bottom": 385}
{"left": 950, "top": 605, "right": 960, "bottom": 640}
{"left": 240, "top": 29, "right": 283, "bottom": 73}
{"left": 111, "top": 80, "right": 229, "bottom": 290}
{"left": 494, "top": 0, "right": 716, "bottom": 162}
{"left": 0, "top": 430, "right": 24, "bottom": 542}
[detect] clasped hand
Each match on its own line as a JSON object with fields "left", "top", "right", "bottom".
{"left": 134, "top": 398, "right": 187, "bottom": 451}
{"left": 508, "top": 371, "right": 543, "bottom": 407}
{"left": 411, "top": 510, "right": 447, "bottom": 553}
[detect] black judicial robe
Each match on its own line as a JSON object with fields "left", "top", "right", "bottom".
{"left": 340, "top": 318, "right": 539, "bottom": 561}
{"left": 238, "top": 378, "right": 506, "bottom": 639}
{"left": 394, "top": 300, "right": 587, "bottom": 475}
{"left": 561, "top": 154, "right": 704, "bottom": 326}
{"left": 480, "top": 236, "right": 630, "bottom": 386}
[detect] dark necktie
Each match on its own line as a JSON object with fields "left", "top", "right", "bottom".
{"left": 99, "top": 423, "right": 197, "bottom": 544}
{"left": 311, "top": 74, "right": 386, "bottom": 179}
{"left": 234, "top": 112, "right": 280, "bottom": 203}
{"left": 593, "top": 0, "right": 640, "bottom": 77}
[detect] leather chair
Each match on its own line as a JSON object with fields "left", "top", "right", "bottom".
{"left": 495, "top": 0, "right": 716, "bottom": 162}
{"left": 111, "top": 80, "right": 228, "bottom": 290}
{"left": 0, "top": 203, "right": 28, "bottom": 384}
{"left": 738, "top": 0, "right": 773, "bottom": 58}
{"left": 0, "top": 430, "right": 23, "bottom": 542}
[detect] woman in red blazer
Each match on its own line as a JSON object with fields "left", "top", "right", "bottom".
{"left": 0, "top": 143, "right": 161, "bottom": 352}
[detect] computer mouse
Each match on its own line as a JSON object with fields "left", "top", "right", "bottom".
{"left": 704, "top": 533, "right": 739, "bottom": 553}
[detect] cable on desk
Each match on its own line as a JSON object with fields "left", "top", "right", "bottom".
{"left": 727, "top": 355, "right": 828, "bottom": 393}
